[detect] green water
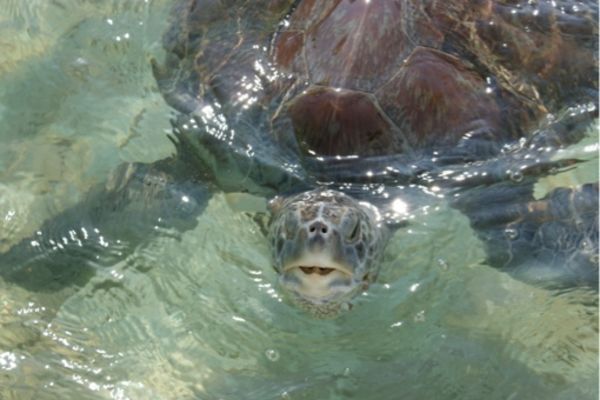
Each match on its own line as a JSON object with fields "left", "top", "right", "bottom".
{"left": 0, "top": 1, "right": 598, "bottom": 399}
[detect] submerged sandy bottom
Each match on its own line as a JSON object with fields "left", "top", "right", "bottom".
{"left": 0, "top": 1, "right": 597, "bottom": 399}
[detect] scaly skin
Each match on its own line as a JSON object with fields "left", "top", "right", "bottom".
{"left": 268, "top": 189, "right": 387, "bottom": 316}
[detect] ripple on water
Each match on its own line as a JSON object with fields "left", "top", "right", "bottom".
{"left": 0, "top": 0, "right": 597, "bottom": 399}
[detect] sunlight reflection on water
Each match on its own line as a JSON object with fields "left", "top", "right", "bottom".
{"left": 0, "top": 0, "right": 597, "bottom": 399}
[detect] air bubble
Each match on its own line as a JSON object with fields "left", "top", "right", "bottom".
{"left": 437, "top": 258, "right": 449, "bottom": 271}
{"left": 580, "top": 239, "right": 593, "bottom": 251}
{"left": 265, "top": 349, "right": 280, "bottom": 362}
{"left": 509, "top": 170, "right": 523, "bottom": 182}
{"left": 504, "top": 228, "right": 519, "bottom": 240}
{"left": 414, "top": 310, "right": 425, "bottom": 322}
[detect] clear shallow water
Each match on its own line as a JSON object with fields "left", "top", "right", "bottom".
{"left": 0, "top": 1, "right": 598, "bottom": 399}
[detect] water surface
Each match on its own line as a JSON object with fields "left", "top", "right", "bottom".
{"left": 0, "top": 1, "right": 598, "bottom": 399}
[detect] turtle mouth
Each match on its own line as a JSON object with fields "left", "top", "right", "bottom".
{"left": 298, "top": 266, "right": 336, "bottom": 275}
{"left": 282, "top": 257, "right": 354, "bottom": 277}
{"left": 280, "top": 259, "right": 356, "bottom": 303}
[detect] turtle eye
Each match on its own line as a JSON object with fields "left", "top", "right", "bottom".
{"left": 347, "top": 220, "right": 360, "bottom": 242}
{"left": 283, "top": 212, "right": 299, "bottom": 239}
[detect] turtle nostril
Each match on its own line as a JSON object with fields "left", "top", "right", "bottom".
{"left": 308, "top": 221, "right": 328, "bottom": 235}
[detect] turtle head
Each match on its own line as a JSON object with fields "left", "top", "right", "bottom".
{"left": 268, "top": 189, "right": 387, "bottom": 317}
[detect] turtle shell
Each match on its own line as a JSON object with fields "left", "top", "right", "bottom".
{"left": 155, "top": 0, "right": 597, "bottom": 160}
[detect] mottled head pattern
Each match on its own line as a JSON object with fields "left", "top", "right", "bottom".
{"left": 268, "top": 189, "right": 387, "bottom": 317}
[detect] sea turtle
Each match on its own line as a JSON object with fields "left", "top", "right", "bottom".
{"left": 2, "top": 0, "right": 598, "bottom": 317}
{"left": 149, "top": 0, "right": 598, "bottom": 314}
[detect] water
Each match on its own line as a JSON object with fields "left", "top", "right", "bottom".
{"left": 0, "top": 1, "right": 598, "bottom": 399}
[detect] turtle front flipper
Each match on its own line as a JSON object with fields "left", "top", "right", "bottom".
{"left": 0, "top": 158, "right": 211, "bottom": 292}
{"left": 169, "top": 113, "right": 309, "bottom": 198}
{"left": 454, "top": 182, "right": 598, "bottom": 288}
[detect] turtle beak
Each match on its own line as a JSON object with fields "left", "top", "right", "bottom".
{"left": 280, "top": 255, "right": 358, "bottom": 303}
